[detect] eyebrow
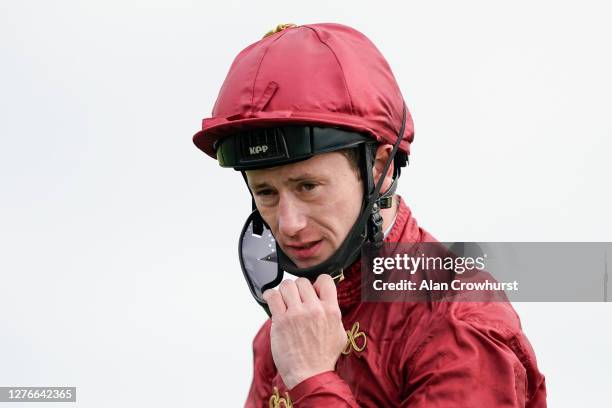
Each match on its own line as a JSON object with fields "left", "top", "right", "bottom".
{"left": 249, "top": 173, "right": 322, "bottom": 190}
{"left": 250, "top": 181, "right": 272, "bottom": 190}
{"left": 287, "top": 173, "right": 320, "bottom": 183}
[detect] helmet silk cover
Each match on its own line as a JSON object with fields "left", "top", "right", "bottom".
{"left": 193, "top": 23, "right": 414, "bottom": 157}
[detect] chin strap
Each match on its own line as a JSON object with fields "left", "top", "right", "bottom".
{"left": 365, "top": 131, "right": 403, "bottom": 248}
{"left": 366, "top": 177, "right": 398, "bottom": 247}
{"left": 377, "top": 173, "right": 398, "bottom": 209}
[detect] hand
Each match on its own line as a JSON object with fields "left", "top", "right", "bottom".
{"left": 263, "top": 274, "right": 347, "bottom": 389}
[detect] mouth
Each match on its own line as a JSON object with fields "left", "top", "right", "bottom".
{"left": 284, "top": 240, "right": 323, "bottom": 261}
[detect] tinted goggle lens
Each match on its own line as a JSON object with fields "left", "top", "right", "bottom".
{"left": 239, "top": 211, "right": 283, "bottom": 303}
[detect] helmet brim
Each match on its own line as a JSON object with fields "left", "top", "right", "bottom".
{"left": 192, "top": 112, "right": 410, "bottom": 158}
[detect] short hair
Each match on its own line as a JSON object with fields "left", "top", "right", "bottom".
{"left": 338, "top": 147, "right": 362, "bottom": 179}
{"left": 338, "top": 145, "right": 407, "bottom": 182}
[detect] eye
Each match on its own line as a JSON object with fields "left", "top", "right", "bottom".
{"left": 255, "top": 189, "right": 276, "bottom": 197}
{"left": 299, "top": 182, "right": 318, "bottom": 192}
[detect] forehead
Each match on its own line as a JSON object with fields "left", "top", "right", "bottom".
{"left": 245, "top": 151, "right": 350, "bottom": 183}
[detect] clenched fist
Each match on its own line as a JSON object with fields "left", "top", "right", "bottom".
{"left": 262, "top": 274, "right": 348, "bottom": 389}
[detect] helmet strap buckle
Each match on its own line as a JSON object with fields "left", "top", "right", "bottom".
{"left": 376, "top": 195, "right": 393, "bottom": 209}
{"left": 367, "top": 203, "right": 385, "bottom": 247}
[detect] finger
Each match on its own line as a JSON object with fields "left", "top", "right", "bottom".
{"left": 279, "top": 279, "right": 303, "bottom": 309}
{"left": 313, "top": 274, "right": 338, "bottom": 304}
{"left": 295, "top": 277, "right": 318, "bottom": 304}
{"left": 263, "top": 289, "right": 286, "bottom": 316}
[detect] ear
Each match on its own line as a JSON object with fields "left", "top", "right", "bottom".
{"left": 372, "top": 144, "right": 395, "bottom": 193}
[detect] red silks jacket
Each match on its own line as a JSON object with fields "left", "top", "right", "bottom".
{"left": 245, "top": 197, "right": 547, "bottom": 407}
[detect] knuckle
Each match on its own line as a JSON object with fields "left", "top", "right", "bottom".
{"left": 265, "top": 289, "right": 280, "bottom": 300}
{"left": 317, "top": 273, "right": 332, "bottom": 284}
{"left": 295, "top": 277, "right": 310, "bottom": 287}
{"left": 279, "top": 279, "right": 294, "bottom": 292}
{"left": 262, "top": 290, "right": 273, "bottom": 302}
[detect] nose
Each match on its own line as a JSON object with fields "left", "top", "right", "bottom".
{"left": 277, "top": 193, "right": 307, "bottom": 238}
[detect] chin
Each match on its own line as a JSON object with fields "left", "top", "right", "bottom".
{"left": 293, "top": 258, "right": 322, "bottom": 269}
{"left": 290, "top": 249, "right": 335, "bottom": 270}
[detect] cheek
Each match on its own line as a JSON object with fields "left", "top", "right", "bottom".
{"left": 324, "top": 182, "right": 363, "bottom": 241}
{"left": 342, "top": 197, "right": 363, "bottom": 232}
{"left": 257, "top": 208, "right": 278, "bottom": 233}
{"left": 340, "top": 176, "right": 363, "bottom": 218}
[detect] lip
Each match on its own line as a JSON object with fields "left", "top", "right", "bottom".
{"left": 284, "top": 240, "right": 323, "bottom": 261}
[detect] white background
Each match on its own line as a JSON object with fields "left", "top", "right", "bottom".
{"left": 1, "top": 0, "right": 611, "bottom": 406}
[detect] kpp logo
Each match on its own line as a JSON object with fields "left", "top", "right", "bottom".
{"left": 249, "top": 145, "right": 269, "bottom": 155}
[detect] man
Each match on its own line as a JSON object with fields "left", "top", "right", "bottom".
{"left": 193, "top": 23, "right": 547, "bottom": 407}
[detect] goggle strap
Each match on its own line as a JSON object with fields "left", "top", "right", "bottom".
{"left": 240, "top": 171, "right": 264, "bottom": 236}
